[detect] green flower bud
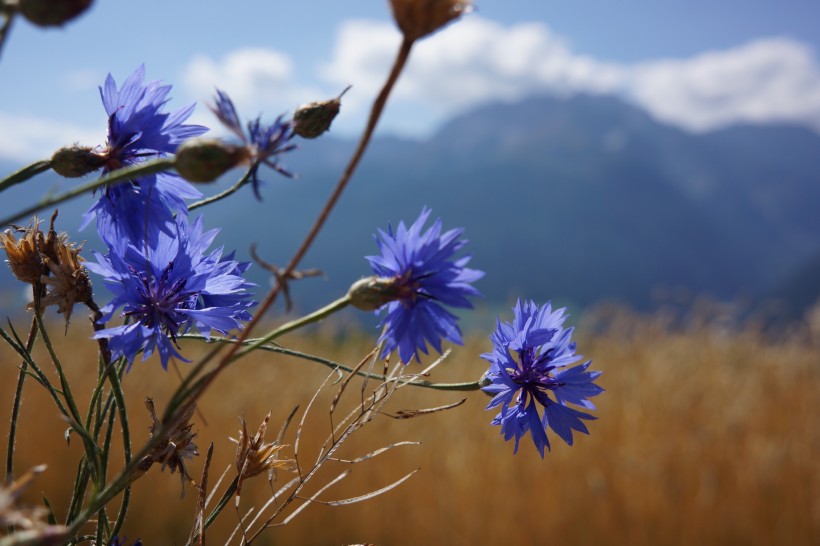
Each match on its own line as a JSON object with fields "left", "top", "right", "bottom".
{"left": 347, "top": 275, "right": 405, "bottom": 311}
{"left": 292, "top": 86, "right": 350, "bottom": 139}
{"left": 51, "top": 145, "right": 105, "bottom": 178}
{"left": 174, "top": 139, "right": 246, "bottom": 183}
{"left": 19, "top": 0, "right": 93, "bottom": 27}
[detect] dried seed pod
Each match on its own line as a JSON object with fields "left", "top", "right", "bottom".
{"left": 19, "top": 0, "right": 93, "bottom": 27}
{"left": 292, "top": 86, "right": 351, "bottom": 139}
{"left": 389, "top": 0, "right": 472, "bottom": 41}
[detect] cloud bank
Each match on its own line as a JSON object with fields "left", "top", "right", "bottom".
{"left": 182, "top": 16, "right": 820, "bottom": 137}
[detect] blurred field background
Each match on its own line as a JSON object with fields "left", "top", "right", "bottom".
{"left": 1, "top": 303, "right": 818, "bottom": 546}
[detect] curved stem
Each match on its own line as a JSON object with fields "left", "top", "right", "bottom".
{"left": 236, "top": 294, "right": 351, "bottom": 358}
{"left": 180, "top": 36, "right": 417, "bottom": 408}
{"left": 5, "top": 317, "right": 37, "bottom": 484}
{"left": 187, "top": 167, "right": 254, "bottom": 211}
{"left": 0, "top": 160, "right": 52, "bottom": 194}
{"left": 0, "top": 158, "right": 176, "bottom": 227}
{"left": 184, "top": 335, "right": 483, "bottom": 392}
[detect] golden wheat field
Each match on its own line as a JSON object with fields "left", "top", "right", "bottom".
{"left": 1, "top": 304, "right": 818, "bottom": 546}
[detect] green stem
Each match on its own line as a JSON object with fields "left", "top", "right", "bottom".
{"left": 237, "top": 294, "right": 351, "bottom": 358}
{"left": 33, "top": 310, "right": 101, "bottom": 480}
{"left": 184, "top": 335, "right": 483, "bottom": 392}
{"left": 187, "top": 167, "right": 254, "bottom": 211}
{"left": 173, "top": 295, "right": 352, "bottom": 409}
{"left": 0, "top": 158, "right": 175, "bottom": 227}
{"left": 5, "top": 317, "right": 37, "bottom": 484}
{"left": 103, "top": 361, "right": 131, "bottom": 540}
{"left": 186, "top": 477, "right": 238, "bottom": 546}
{"left": 0, "top": 160, "right": 52, "bottom": 194}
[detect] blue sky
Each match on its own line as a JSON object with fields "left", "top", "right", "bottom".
{"left": 1, "top": 0, "right": 819, "bottom": 161}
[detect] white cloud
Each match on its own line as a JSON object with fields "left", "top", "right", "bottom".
{"left": 627, "top": 39, "right": 820, "bottom": 131}
{"left": 0, "top": 112, "right": 99, "bottom": 162}
{"left": 181, "top": 48, "right": 327, "bottom": 130}
{"left": 319, "top": 16, "right": 820, "bottom": 135}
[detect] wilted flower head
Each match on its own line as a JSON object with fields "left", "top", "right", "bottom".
{"left": 209, "top": 89, "right": 296, "bottom": 199}
{"left": 2, "top": 217, "right": 46, "bottom": 286}
{"left": 35, "top": 232, "right": 92, "bottom": 330}
{"left": 482, "top": 300, "right": 603, "bottom": 457}
{"left": 141, "top": 398, "right": 198, "bottom": 496}
{"left": 389, "top": 0, "right": 472, "bottom": 41}
{"left": 365, "top": 207, "right": 483, "bottom": 364}
{"left": 87, "top": 215, "right": 255, "bottom": 369}
{"left": 1, "top": 465, "right": 69, "bottom": 543}
{"left": 83, "top": 65, "right": 208, "bottom": 243}
{"left": 231, "top": 412, "right": 295, "bottom": 504}
{"left": 19, "top": 0, "right": 93, "bottom": 27}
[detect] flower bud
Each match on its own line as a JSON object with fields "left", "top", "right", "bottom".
{"left": 51, "top": 145, "right": 105, "bottom": 178}
{"left": 292, "top": 86, "right": 350, "bottom": 139}
{"left": 389, "top": 0, "right": 472, "bottom": 41}
{"left": 348, "top": 276, "right": 406, "bottom": 311}
{"left": 19, "top": 0, "right": 93, "bottom": 27}
{"left": 174, "top": 139, "right": 246, "bottom": 183}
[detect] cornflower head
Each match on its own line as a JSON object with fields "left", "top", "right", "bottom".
{"left": 363, "top": 207, "right": 483, "bottom": 364}
{"left": 209, "top": 89, "right": 296, "bottom": 199}
{"left": 482, "top": 300, "right": 603, "bottom": 457}
{"left": 86, "top": 214, "right": 255, "bottom": 369}
{"left": 77, "top": 65, "right": 208, "bottom": 243}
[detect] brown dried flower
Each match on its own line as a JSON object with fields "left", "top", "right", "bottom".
{"left": 231, "top": 412, "right": 295, "bottom": 503}
{"left": 35, "top": 237, "right": 92, "bottom": 331}
{"left": 389, "top": 0, "right": 472, "bottom": 41}
{"left": 0, "top": 465, "right": 69, "bottom": 544}
{"left": 1, "top": 217, "right": 46, "bottom": 286}
{"left": 142, "top": 398, "right": 200, "bottom": 496}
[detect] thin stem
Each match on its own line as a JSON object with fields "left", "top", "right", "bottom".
{"left": 0, "top": 158, "right": 176, "bottom": 227}
{"left": 187, "top": 167, "right": 254, "bottom": 211}
{"left": 184, "top": 335, "right": 482, "bottom": 392}
{"left": 176, "top": 36, "right": 417, "bottom": 410}
{"left": 0, "top": 160, "right": 52, "bottom": 194}
{"left": 5, "top": 317, "right": 37, "bottom": 484}
{"left": 236, "top": 294, "right": 351, "bottom": 358}
{"left": 0, "top": 6, "right": 14, "bottom": 63}
{"left": 103, "top": 361, "right": 131, "bottom": 540}
{"left": 66, "top": 36, "right": 418, "bottom": 540}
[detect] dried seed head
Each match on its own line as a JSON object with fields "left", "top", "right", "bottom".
{"left": 174, "top": 138, "right": 249, "bottom": 183}
{"left": 143, "top": 398, "right": 199, "bottom": 496}
{"left": 292, "top": 87, "right": 350, "bottom": 139}
{"left": 18, "top": 0, "right": 94, "bottom": 27}
{"left": 0, "top": 465, "right": 55, "bottom": 531}
{"left": 231, "top": 412, "right": 295, "bottom": 503}
{"left": 35, "top": 239, "right": 92, "bottom": 331}
{"left": 51, "top": 145, "right": 106, "bottom": 178}
{"left": 2, "top": 218, "right": 46, "bottom": 285}
{"left": 389, "top": 0, "right": 472, "bottom": 41}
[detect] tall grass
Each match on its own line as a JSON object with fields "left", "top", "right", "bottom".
{"left": 2, "top": 305, "right": 817, "bottom": 545}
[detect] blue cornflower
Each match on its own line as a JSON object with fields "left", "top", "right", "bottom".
{"left": 209, "top": 89, "right": 296, "bottom": 199}
{"left": 482, "top": 300, "right": 603, "bottom": 457}
{"left": 83, "top": 65, "right": 208, "bottom": 243}
{"left": 86, "top": 215, "right": 255, "bottom": 369}
{"left": 366, "top": 207, "right": 483, "bottom": 364}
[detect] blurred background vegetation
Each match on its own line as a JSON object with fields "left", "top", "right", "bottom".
{"left": 2, "top": 303, "right": 817, "bottom": 545}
